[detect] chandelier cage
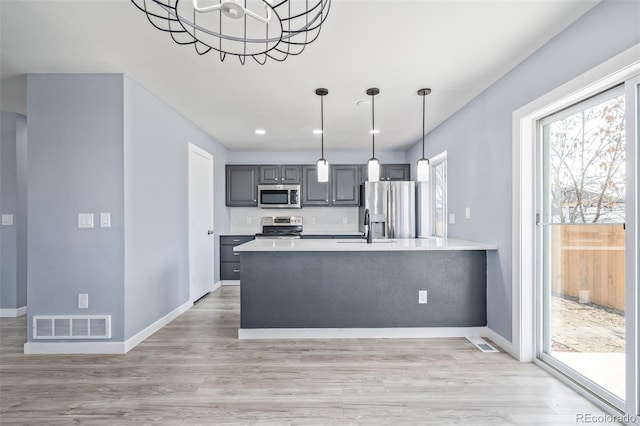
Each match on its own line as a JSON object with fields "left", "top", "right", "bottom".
{"left": 131, "top": 0, "right": 332, "bottom": 64}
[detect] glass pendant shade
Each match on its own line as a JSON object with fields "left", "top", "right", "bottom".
{"left": 317, "top": 158, "right": 329, "bottom": 182}
{"left": 367, "top": 158, "right": 380, "bottom": 182}
{"left": 417, "top": 158, "right": 430, "bottom": 182}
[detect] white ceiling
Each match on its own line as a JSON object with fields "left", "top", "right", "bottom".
{"left": 0, "top": 0, "right": 599, "bottom": 152}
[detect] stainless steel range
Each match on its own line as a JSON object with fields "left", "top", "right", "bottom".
{"left": 255, "top": 216, "right": 303, "bottom": 239}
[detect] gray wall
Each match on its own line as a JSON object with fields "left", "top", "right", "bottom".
{"left": 406, "top": 0, "right": 640, "bottom": 341}
{"left": 25, "top": 73, "right": 232, "bottom": 343}
{"left": 122, "top": 76, "right": 229, "bottom": 340}
{"left": 228, "top": 150, "right": 407, "bottom": 165}
{"left": 26, "top": 74, "right": 126, "bottom": 340}
{"left": 0, "top": 112, "right": 27, "bottom": 310}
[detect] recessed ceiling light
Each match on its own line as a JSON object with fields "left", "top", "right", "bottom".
{"left": 369, "top": 129, "right": 380, "bottom": 135}
{"left": 313, "top": 129, "right": 323, "bottom": 135}
{"left": 254, "top": 129, "right": 266, "bottom": 135}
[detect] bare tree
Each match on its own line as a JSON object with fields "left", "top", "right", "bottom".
{"left": 546, "top": 94, "right": 625, "bottom": 224}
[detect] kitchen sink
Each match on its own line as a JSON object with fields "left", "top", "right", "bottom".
{"left": 336, "top": 240, "right": 396, "bottom": 244}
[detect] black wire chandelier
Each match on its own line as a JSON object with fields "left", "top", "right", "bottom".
{"left": 131, "top": 0, "right": 332, "bottom": 65}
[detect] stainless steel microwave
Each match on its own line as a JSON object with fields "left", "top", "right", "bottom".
{"left": 258, "top": 185, "right": 301, "bottom": 209}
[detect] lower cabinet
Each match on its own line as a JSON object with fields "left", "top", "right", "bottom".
{"left": 220, "top": 235, "right": 254, "bottom": 280}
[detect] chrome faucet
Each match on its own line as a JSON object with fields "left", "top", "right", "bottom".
{"left": 363, "top": 208, "right": 372, "bottom": 244}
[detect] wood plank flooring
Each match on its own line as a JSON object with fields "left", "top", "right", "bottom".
{"left": 1, "top": 286, "right": 612, "bottom": 425}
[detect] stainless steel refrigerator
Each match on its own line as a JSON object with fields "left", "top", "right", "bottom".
{"left": 359, "top": 181, "right": 415, "bottom": 239}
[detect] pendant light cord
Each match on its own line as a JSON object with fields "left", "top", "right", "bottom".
{"left": 321, "top": 94, "right": 325, "bottom": 160}
{"left": 422, "top": 92, "right": 425, "bottom": 159}
{"left": 371, "top": 92, "right": 375, "bottom": 158}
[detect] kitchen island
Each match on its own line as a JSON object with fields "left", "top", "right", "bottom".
{"left": 234, "top": 238, "right": 497, "bottom": 339}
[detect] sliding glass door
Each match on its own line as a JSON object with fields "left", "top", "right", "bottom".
{"left": 538, "top": 85, "right": 629, "bottom": 408}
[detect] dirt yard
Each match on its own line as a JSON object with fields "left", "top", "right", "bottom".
{"left": 551, "top": 295, "right": 625, "bottom": 353}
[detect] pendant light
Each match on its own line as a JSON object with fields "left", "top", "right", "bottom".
{"left": 366, "top": 88, "right": 380, "bottom": 182}
{"left": 416, "top": 88, "right": 432, "bottom": 182}
{"left": 315, "top": 88, "right": 329, "bottom": 182}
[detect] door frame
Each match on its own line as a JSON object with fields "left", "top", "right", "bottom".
{"left": 188, "top": 142, "right": 215, "bottom": 303}
{"left": 512, "top": 44, "right": 639, "bottom": 419}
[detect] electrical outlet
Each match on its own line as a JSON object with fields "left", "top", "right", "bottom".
{"left": 1, "top": 214, "right": 13, "bottom": 226}
{"left": 311, "top": 217, "right": 316, "bottom": 225}
{"left": 78, "top": 293, "right": 89, "bottom": 309}
{"left": 419, "top": 290, "right": 428, "bottom": 304}
{"left": 246, "top": 217, "right": 252, "bottom": 225}
{"left": 342, "top": 217, "right": 348, "bottom": 224}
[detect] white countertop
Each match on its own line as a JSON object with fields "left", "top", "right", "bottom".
{"left": 234, "top": 237, "right": 497, "bottom": 252}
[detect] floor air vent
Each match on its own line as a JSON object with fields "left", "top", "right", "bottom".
{"left": 466, "top": 337, "right": 499, "bottom": 353}
{"left": 33, "top": 315, "right": 111, "bottom": 339}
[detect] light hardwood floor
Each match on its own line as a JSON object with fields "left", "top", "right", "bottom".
{"left": 1, "top": 286, "right": 612, "bottom": 425}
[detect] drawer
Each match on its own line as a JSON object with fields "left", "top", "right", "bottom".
{"left": 221, "top": 244, "right": 242, "bottom": 262}
{"left": 221, "top": 262, "right": 241, "bottom": 280}
{"left": 221, "top": 235, "right": 254, "bottom": 245}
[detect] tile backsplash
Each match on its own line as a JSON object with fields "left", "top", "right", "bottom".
{"left": 229, "top": 207, "right": 360, "bottom": 234}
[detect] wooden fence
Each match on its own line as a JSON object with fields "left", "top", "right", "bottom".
{"left": 550, "top": 224, "right": 625, "bottom": 311}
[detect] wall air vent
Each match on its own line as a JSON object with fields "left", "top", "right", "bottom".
{"left": 33, "top": 315, "right": 111, "bottom": 339}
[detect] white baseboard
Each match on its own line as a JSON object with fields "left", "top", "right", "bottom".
{"left": 0, "top": 306, "right": 27, "bottom": 317}
{"left": 238, "top": 326, "right": 489, "bottom": 340}
{"left": 24, "top": 341, "right": 125, "bottom": 354}
{"left": 123, "top": 299, "right": 193, "bottom": 353}
{"left": 483, "top": 327, "right": 515, "bottom": 358}
{"left": 212, "top": 281, "right": 222, "bottom": 292}
{"left": 24, "top": 300, "right": 193, "bottom": 355}
{"left": 221, "top": 280, "right": 240, "bottom": 286}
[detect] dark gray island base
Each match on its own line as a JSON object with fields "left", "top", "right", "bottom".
{"left": 235, "top": 238, "right": 496, "bottom": 332}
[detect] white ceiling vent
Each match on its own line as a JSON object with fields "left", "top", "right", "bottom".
{"left": 33, "top": 315, "right": 111, "bottom": 339}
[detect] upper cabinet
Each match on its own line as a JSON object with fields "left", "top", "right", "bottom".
{"left": 280, "top": 165, "right": 301, "bottom": 184}
{"left": 302, "top": 165, "right": 360, "bottom": 207}
{"left": 302, "top": 165, "right": 330, "bottom": 206}
{"left": 226, "top": 163, "right": 402, "bottom": 207}
{"left": 226, "top": 165, "right": 258, "bottom": 207}
{"left": 331, "top": 165, "right": 359, "bottom": 206}
{"left": 360, "top": 163, "right": 411, "bottom": 183}
{"left": 258, "top": 165, "right": 301, "bottom": 184}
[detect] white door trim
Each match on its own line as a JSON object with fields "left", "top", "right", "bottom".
{"left": 188, "top": 143, "right": 214, "bottom": 303}
{"left": 511, "top": 43, "right": 640, "bottom": 362}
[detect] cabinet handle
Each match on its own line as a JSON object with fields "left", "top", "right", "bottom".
{"left": 233, "top": 269, "right": 240, "bottom": 273}
{"left": 233, "top": 239, "right": 240, "bottom": 242}
{"left": 233, "top": 253, "right": 240, "bottom": 256}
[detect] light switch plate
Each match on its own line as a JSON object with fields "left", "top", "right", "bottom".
{"left": 100, "top": 213, "right": 111, "bottom": 228}
{"left": 465, "top": 207, "right": 471, "bottom": 219}
{"left": 78, "top": 293, "right": 88, "bottom": 309}
{"left": 78, "top": 213, "right": 94, "bottom": 228}
{"left": 449, "top": 213, "right": 455, "bottom": 225}
{"left": 1, "top": 214, "right": 13, "bottom": 226}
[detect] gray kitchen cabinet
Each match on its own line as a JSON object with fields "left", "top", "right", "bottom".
{"left": 360, "top": 163, "right": 411, "bottom": 182}
{"left": 259, "top": 165, "right": 301, "bottom": 184}
{"left": 259, "top": 165, "right": 280, "bottom": 183}
{"left": 226, "top": 165, "right": 258, "bottom": 206}
{"left": 280, "top": 165, "right": 301, "bottom": 184}
{"left": 330, "top": 165, "right": 359, "bottom": 205}
{"left": 302, "top": 165, "right": 330, "bottom": 206}
{"left": 383, "top": 164, "right": 411, "bottom": 181}
{"left": 220, "top": 235, "right": 254, "bottom": 280}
